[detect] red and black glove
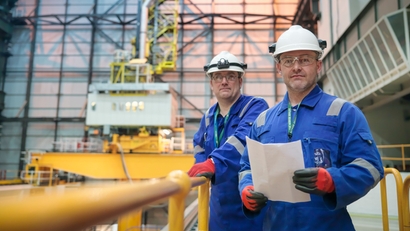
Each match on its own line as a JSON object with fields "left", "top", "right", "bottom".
{"left": 241, "top": 185, "right": 268, "bottom": 212}
{"left": 187, "top": 158, "right": 215, "bottom": 179}
{"left": 292, "top": 168, "right": 335, "bottom": 196}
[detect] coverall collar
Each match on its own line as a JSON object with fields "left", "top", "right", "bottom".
{"left": 208, "top": 94, "right": 245, "bottom": 118}
{"left": 278, "top": 85, "right": 323, "bottom": 115}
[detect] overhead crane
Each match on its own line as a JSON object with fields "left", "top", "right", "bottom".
{"left": 20, "top": 0, "right": 188, "bottom": 186}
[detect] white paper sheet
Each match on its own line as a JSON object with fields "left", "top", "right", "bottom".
{"left": 245, "top": 137, "right": 310, "bottom": 203}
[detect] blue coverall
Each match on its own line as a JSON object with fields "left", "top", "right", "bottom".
{"left": 193, "top": 94, "right": 269, "bottom": 231}
{"left": 239, "top": 85, "right": 384, "bottom": 231}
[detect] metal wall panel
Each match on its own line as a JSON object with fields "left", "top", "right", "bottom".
{"left": 360, "top": 4, "right": 376, "bottom": 37}
{"left": 26, "top": 122, "right": 56, "bottom": 150}
{"left": 0, "top": 122, "right": 22, "bottom": 170}
{"left": 377, "top": 0, "right": 399, "bottom": 16}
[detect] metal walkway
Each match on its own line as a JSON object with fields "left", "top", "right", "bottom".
{"left": 326, "top": 8, "right": 410, "bottom": 112}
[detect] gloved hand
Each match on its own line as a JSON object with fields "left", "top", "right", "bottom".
{"left": 187, "top": 158, "right": 215, "bottom": 179}
{"left": 292, "top": 168, "right": 335, "bottom": 196}
{"left": 241, "top": 185, "right": 268, "bottom": 212}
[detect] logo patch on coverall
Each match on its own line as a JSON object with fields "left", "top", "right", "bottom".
{"left": 314, "top": 148, "right": 331, "bottom": 168}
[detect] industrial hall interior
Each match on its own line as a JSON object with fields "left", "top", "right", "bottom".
{"left": 0, "top": 0, "right": 410, "bottom": 231}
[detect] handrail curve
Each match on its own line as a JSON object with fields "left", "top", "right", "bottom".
{"left": 0, "top": 170, "right": 209, "bottom": 231}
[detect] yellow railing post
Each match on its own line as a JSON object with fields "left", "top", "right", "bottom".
{"left": 118, "top": 209, "right": 142, "bottom": 231}
{"left": 380, "top": 168, "right": 404, "bottom": 231}
{"left": 198, "top": 179, "right": 210, "bottom": 231}
{"left": 380, "top": 173, "right": 389, "bottom": 231}
{"left": 48, "top": 167, "right": 53, "bottom": 186}
{"left": 167, "top": 170, "right": 191, "bottom": 231}
{"left": 403, "top": 175, "right": 410, "bottom": 231}
{"left": 401, "top": 145, "right": 406, "bottom": 171}
{"left": 189, "top": 177, "right": 209, "bottom": 231}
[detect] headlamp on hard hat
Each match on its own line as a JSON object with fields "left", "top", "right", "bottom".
{"left": 217, "top": 58, "right": 229, "bottom": 69}
{"left": 318, "top": 39, "right": 327, "bottom": 50}
{"left": 204, "top": 58, "right": 247, "bottom": 72}
{"left": 268, "top": 44, "right": 276, "bottom": 54}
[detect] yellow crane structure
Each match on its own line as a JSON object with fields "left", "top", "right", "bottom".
{"left": 1, "top": 2, "right": 189, "bottom": 230}
{"left": 146, "top": 0, "right": 179, "bottom": 74}
{"left": 19, "top": 0, "right": 189, "bottom": 186}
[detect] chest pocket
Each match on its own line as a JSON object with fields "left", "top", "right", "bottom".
{"left": 312, "top": 116, "right": 338, "bottom": 132}
{"left": 258, "top": 126, "right": 275, "bottom": 143}
{"left": 301, "top": 98, "right": 346, "bottom": 169}
{"left": 302, "top": 123, "right": 339, "bottom": 169}
{"left": 203, "top": 97, "right": 258, "bottom": 153}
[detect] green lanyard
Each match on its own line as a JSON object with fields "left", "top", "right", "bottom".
{"left": 214, "top": 107, "right": 230, "bottom": 148}
{"left": 287, "top": 102, "right": 300, "bottom": 140}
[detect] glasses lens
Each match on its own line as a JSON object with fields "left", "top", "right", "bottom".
{"left": 212, "top": 74, "right": 238, "bottom": 82}
{"left": 281, "top": 58, "right": 294, "bottom": 67}
{"left": 280, "top": 55, "right": 315, "bottom": 67}
{"left": 212, "top": 75, "right": 222, "bottom": 82}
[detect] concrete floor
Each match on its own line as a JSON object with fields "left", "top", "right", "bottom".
{"left": 92, "top": 212, "right": 400, "bottom": 231}
{"left": 351, "top": 214, "right": 399, "bottom": 231}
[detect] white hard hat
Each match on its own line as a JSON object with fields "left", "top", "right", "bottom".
{"left": 203, "top": 51, "right": 247, "bottom": 77}
{"left": 270, "top": 25, "right": 326, "bottom": 62}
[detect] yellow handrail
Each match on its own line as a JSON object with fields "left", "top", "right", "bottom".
{"left": 378, "top": 144, "right": 410, "bottom": 170}
{"left": 380, "top": 167, "right": 404, "bottom": 231}
{"left": 0, "top": 170, "right": 209, "bottom": 231}
{"left": 403, "top": 175, "right": 410, "bottom": 231}
{"left": 197, "top": 178, "right": 210, "bottom": 231}
{"left": 167, "top": 170, "right": 192, "bottom": 230}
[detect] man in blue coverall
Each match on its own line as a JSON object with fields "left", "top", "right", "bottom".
{"left": 238, "top": 25, "right": 384, "bottom": 231}
{"left": 187, "top": 51, "right": 269, "bottom": 231}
